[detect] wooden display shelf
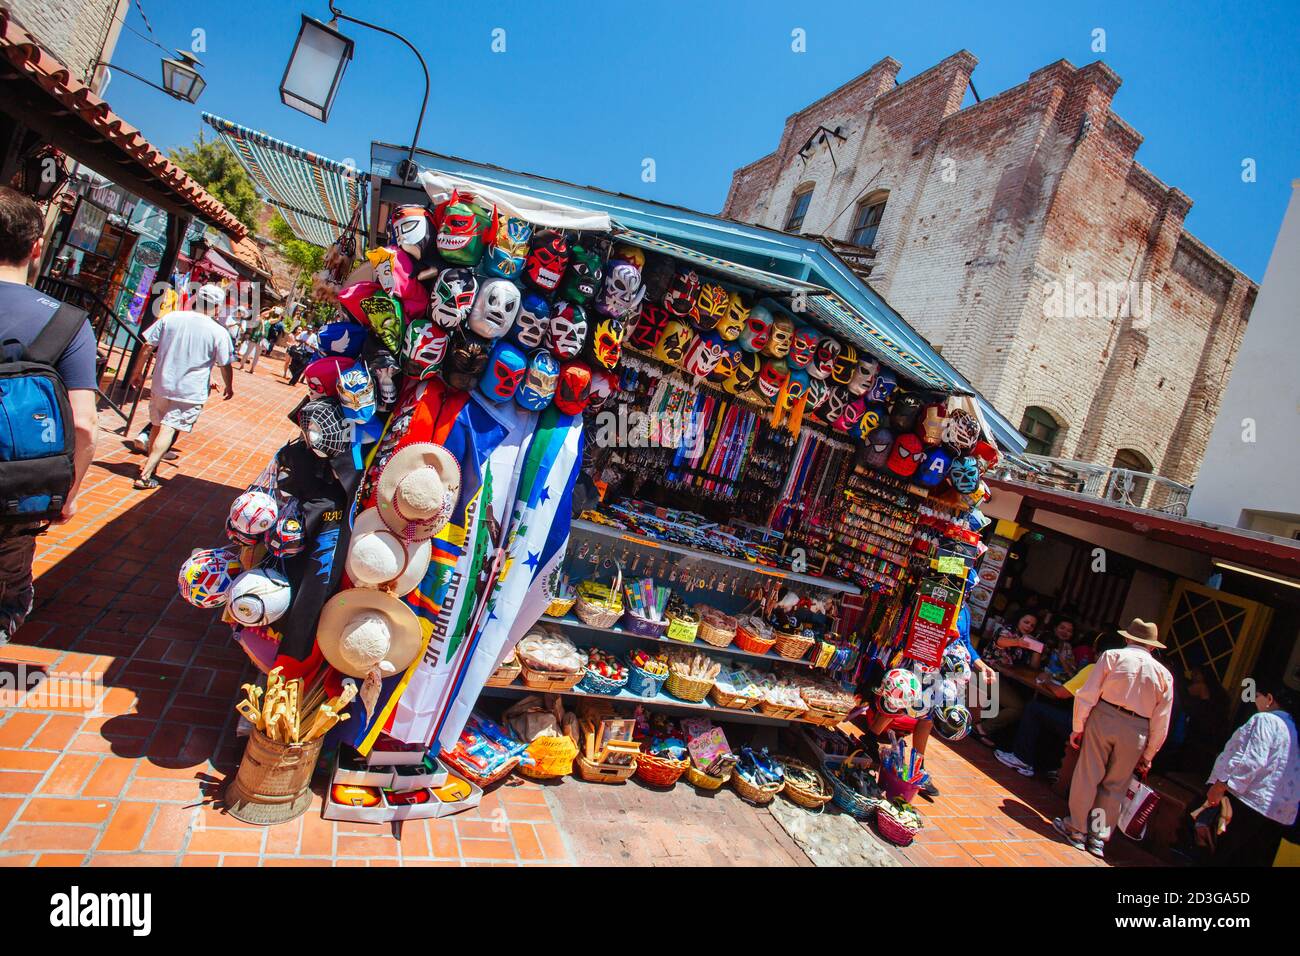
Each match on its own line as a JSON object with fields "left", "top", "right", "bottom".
{"left": 545, "top": 613, "right": 817, "bottom": 669}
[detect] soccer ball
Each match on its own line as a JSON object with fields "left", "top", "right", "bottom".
{"left": 229, "top": 491, "right": 278, "bottom": 538}
{"left": 879, "top": 667, "right": 924, "bottom": 717}
{"left": 178, "top": 548, "right": 242, "bottom": 609}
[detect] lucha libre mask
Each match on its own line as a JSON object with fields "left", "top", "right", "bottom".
{"left": 868, "top": 370, "right": 898, "bottom": 403}
{"left": 468, "top": 278, "right": 522, "bottom": 339}
{"left": 596, "top": 259, "right": 646, "bottom": 319}
{"left": 722, "top": 351, "right": 762, "bottom": 395}
{"left": 709, "top": 341, "right": 746, "bottom": 384}
{"left": 559, "top": 245, "right": 604, "bottom": 304}
{"left": 694, "top": 283, "right": 730, "bottom": 332}
{"left": 740, "top": 303, "right": 774, "bottom": 353}
{"left": 763, "top": 313, "right": 795, "bottom": 358}
{"left": 554, "top": 360, "right": 592, "bottom": 415}
{"left": 806, "top": 376, "right": 830, "bottom": 412}
{"left": 782, "top": 367, "right": 811, "bottom": 409}
{"left": 587, "top": 368, "right": 619, "bottom": 411}
{"left": 388, "top": 204, "right": 435, "bottom": 259}
{"left": 848, "top": 358, "right": 878, "bottom": 396}
{"left": 549, "top": 301, "right": 588, "bottom": 359}
{"left": 516, "top": 350, "right": 559, "bottom": 411}
{"left": 367, "top": 349, "right": 401, "bottom": 408}
{"left": 524, "top": 230, "right": 569, "bottom": 292}
{"left": 318, "top": 321, "right": 367, "bottom": 359}
{"left": 917, "top": 446, "right": 953, "bottom": 488}
{"left": 443, "top": 330, "right": 492, "bottom": 392}
{"left": 629, "top": 303, "right": 671, "bottom": 353}
{"left": 653, "top": 319, "right": 696, "bottom": 366}
{"left": 949, "top": 455, "right": 981, "bottom": 493}
{"left": 431, "top": 268, "right": 478, "bottom": 328}
{"left": 819, "top": 385, "right": 848, "bottom": 424}
{"left": 972, "top": 439, "right": 1000, "bottom": 471}
{"left": 887, "top": 433, "right": 926, "bottom": 479}
{"left": 808, "top": 336, "right": 838, "bottom": 381}
{"left": 789, "top": 325, "right": 820, "bottom": 369}
{"left": 919, "top": 403, "right": 947, "bottom": 447}
{"left": 755, "top": 357, "right": 789, "bottom": 402}
{"left": 943, "top": 409, "right": 981, "bottom": 453}
{"left": 337, "top": 364, "right": 376, "bottom": 424}
{"left": 357, "top": 292, "right": 403, "bottom": 357}
{"left": 663, "top": 268, "right": 701, "bottom": 320}
{"left": 834, "top": 395, "right": 867, "bottom": 433}
{"left": 435, "top": 192, "right": 491, "bottom": 266}
{"left": 890, "top": 392, "right": 925, "bottom": 432}
{"left": 402, "top": 320, "right": 449, "bottom": 380}
{"left": 858, "top": 401, "right": 889, "bottom": 436}
{"left": 831, "top": 342, "right": 859, "bottom": 386}
{"left": 511, "top": 292, "right": 551, "bottom": 350}
{"left": 863, "top": 427, "right": 895, "bottom": 470}
{"left": 682, "top": 333, "right": 726, "bottom": 378}
{"left": 478, "top": 341, "right": 528, "bottom": 403}
{"left": 586, "top": 313, "right": 626, "bottom": 371}
{"left": 483, "top": 213, "right": 533, "bottom": 280}
{"left": 303, "top": 356, "right": 354, "bottom": 398}
{"left": 717, "top": 291, "right": 748, "bottom": 341}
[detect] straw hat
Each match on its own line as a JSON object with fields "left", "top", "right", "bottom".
{"left": 375, "top": 443, "right": 461, "bottom": 541}
{"left": 345, "top": 508, "right": 431, "bottom": 597}
{"left": 317, "top": 588, "right": 422, "bottom": 679}
{"left": 1118, "top": 618, "right": 1164, "bottom": 649}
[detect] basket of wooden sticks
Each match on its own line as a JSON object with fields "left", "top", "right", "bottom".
{"left": 225, "top": 668, "right": 356, "bottom": 825}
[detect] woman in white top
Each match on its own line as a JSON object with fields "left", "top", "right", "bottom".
{"left": 1207, "top": 678, "right": 1299, "bottom": 866}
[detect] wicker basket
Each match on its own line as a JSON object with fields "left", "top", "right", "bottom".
{"left": 520, "top": 662, "right": 583, "bottom": 691}
{"left": 485, "top": 657, "right": 522, "bottom": 688}
{"left": 575, "top": 754, "right": 637, "bottom": 784}
{"left": 574, "top": 575, "right": 623, "bottom": 628}
{"left": 803, "top": 702, "right": 852, "bottom": 728}
{"left": 441, "top": 753, "right": 520, "bottom": 790}
{"left": 731, "top": 770, "right": 783, "bottom": 806}
{"left": 774, "top": 629, "right": 816, "bottom": 660}
{"left": 621, "top": 609, "right": 668, "bottom": 637}
{"left": 734, "top": 620, "right": 776, "bottom": 655}
{"left": 875, "top": 809, "right": 921, "bottom": 846}
{"left": 575, "top": 666, "right": 629, "bottom": 696}
{"left": 696, "top": 609, "right": 737, "bottom": 647}
{"left": 776, "top": 755, "right": 832, "bottom": 810}
{"left": 824, "top": 753, "right": 877, "bottom": 820}
{"left": 665, "top": 670, "right": 713, "bottom": 703}
{"left": 756, "top": 699, "right": 808, "bottom": 720}
{"left": 684, "top": 761, "right": 732, "bottom": 790}
{"left": 543, "top": 595, "right": 577, "bottom": 619}
{"left": 626, "top": 660, "right": 669, "bottom": 698}
{"left": 634, "top": 752, "right": 688, "bottom": 788}
{"left": 708, "top": 684, "right": 760, "bottom": 711}
{"left": 665, "top": 611, "right": 699, "bottom": 643}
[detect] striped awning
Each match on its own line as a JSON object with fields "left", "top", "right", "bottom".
{"left": 202, "top": 113, "right": 365, "bottom": 248}
{"left": 612, "top": 229, "right": 826, "bottom": 297}
{"left": 805, "top": 295, "right": 954, "bottom": 392}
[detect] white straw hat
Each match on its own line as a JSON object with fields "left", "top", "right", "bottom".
{"left": 375, "top": 443, "right": 461, "bottom": 541}
{"left": 316, "top": 588, "right": 423, "bottom": 679}
{"left": 345, "top": 508, "right": 432, "bottom": 597}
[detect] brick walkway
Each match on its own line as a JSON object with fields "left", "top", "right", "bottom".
{"left": 0, "top": 358, "right": 1149, "bottom": 867}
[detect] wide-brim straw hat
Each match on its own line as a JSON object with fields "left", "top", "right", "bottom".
{"left": 345, "top": 507, "right": 431, "bottom": 597}
{"left": 376, "top": 443, "right": 461, "bottom": 542}
{"left": 1118, "top": 618, "right": 1165, "bottom": 649}
{"left": 317, "top": 588, "right": 423, "bottom": 679}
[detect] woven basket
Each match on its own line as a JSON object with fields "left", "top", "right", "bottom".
{"left": 824, "top": 753, "right": 876, "bottom": 820}
{"left": 574, "top": 574, "right": 623, "bottom": 628}
{"left": 734, "top": 621, "right": 776, "bottom": 655}
{"left": 441, "top": 754, "right": 520, "bottom": 790}
{"left": 626, "top": 661, "right": 669, "bottom": 698}
{"left": 875, "top": 809, "right": 921, "bottom": 846}
{"left": 696, "top": 610, "right": 737, "bottom": 647}
{"left": 776, "top": 755, "right": 832, "bottom": 810}
{"left": 708, "top": 684, "right": 760, "bottom": 711}
{"left": 485, "top": 657, "right": 522, "bottom": 688}
{"left": 665, "top": 670, "right": 713, "bottom": 703}
{"left": 684, "top": 761, "right": 732, "bottom": 790}
{"left": 756, "top": 699, "right": 808, "bottom": 720}
{"left": 732, "top": 770, "right": 783, "bottom": 806}
{"left": 575, "top": 666, "right": 629, "bottom": 696}
{"left": 665, "top": 612, "right": 699, "bottom": 643}
{"left": 544, "top": 595, "right": 577, "bottom": 619}
{"left": 520, "top": 662, "right": 583, "bottom": 691}
{"left": 621, "top": 609, "right": 668, "bottom": 637}
{"left": 634, "top": 752, "right": 688, "bottom": 788}
{"left": 803, "top": 702, "right": 852, "bottom": 728}
{"left": 575, "top": 754, "right": 637, "bottom": 784}
{"left": 774, "top": 630, "right": 816, "bottom": 661}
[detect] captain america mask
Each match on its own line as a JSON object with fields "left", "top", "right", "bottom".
{"left": 524, "top": 230, "right": 569, "bottom": 292}
{"left": 478, "top": 341, "right": 528, "bottom": 402}
{"left": 917, "top": 446, "right": 953, "bottom": 488}
{"left": 516, "top": 350, "right": 559, "bottom": 411}
{"left": 511, "top": 292, "right": 552, "bottom": 350}
{"left": 483, "top": 212, "right": 532, "bottom": 279}
{"left": 431, "top": 268, "right": 478, "bottom": 329}
{"left": 560, "top": 244, "right": 604, "bottom": 304}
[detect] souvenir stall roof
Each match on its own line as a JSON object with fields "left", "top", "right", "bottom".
{"left": 372, "top": 143, "right": 1027, "bottom": 454}
{"left": 202, "top": 114, "right": 366, "bottom": 248}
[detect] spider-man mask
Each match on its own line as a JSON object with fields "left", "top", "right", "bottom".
{"left": 887, "top": 433, "right": 926, "bottom": 479}
{"left": 478, "top": 341, "right": 528, "bottom": 402}
{"left": 524, "top": 230, "right": 569, "bottom": 292}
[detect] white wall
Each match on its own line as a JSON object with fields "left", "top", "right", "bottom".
{"left": 1190, "top": 181, "right": 1300, "bottom": 529}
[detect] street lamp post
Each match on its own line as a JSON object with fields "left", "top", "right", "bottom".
{"left": 97, "top": 51, "right": 206, "bottom": 104}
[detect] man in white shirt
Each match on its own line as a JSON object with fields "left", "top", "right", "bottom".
{"left": 1206, "top": 678, "right": 1299, "bottom": 866}
{"left": 128, "top": 283, "right": 233, "bottom": 489}
{"left": 1053, "top": 618, "right": 1174, "bottom": 858}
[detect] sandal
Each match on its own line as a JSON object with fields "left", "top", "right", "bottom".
{"left": 132, "top": 476, "right": 160, "bottom": 490}
{"left": 972, "top": 726, "right": 997, "bottom": 748}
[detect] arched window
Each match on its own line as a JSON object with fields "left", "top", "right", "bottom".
{"left": 784, "top": 185, "right": 814, "bottom": 232}
{"left": 1111, "top": 449, "right": 1153, "bottom": 507}
{"left": 850, "top": 191, "right": 888, "bottom": 249}
{"left": 1019, "top": 406, "right": 1063, "bottom": 456}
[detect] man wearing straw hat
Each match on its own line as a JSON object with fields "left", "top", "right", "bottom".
{"left": 1053, "top": 618, "right": 1174, "bottom": 858}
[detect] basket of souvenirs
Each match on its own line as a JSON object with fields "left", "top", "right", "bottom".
{"left": 708, "top": 665, "right": 764, "bottom": 711}
{"left": 517, "top": 628, "right": 584, "bottom": 691}
{"left": 634, "top": 751, "right": 689, "bottom": 788}
{"left": 620, "top": 577, "right": 670, "bottom": 636}
{"left": 544, "top": 569, "right": 577, "bottom": 619}
{"left": 754, "top": 676, "right": 809, "bottom": 719}
{"left": 440, "top": 714, "right": 529, "bottom": 789}
{"left": 793, "top": 676, "right": 858, "bottom": 728}
{"left": 485, "top": 650, "right": 522, "bottom": 688}
{"left": 684, "top": 760, "right": 732, "bottom": 790}
{"left": 824, "top": 751, "right": 881, "bottom": 820}
{"left": 733, "top": 615, "right": 776, "bottom": 655}
{"left": 773, "top": 627, "right": 816, "bottom": 661}
{"left": 574, "top": 574, "right": 623, "bottom": 628}
{"left": 731, "top": 747, "right": 785, "bottom": 806}
{"left": 777, "top": 755, "right": 832, "bottom": 810}
{"left": 874, "top": 798, "right": 923, "bottom": 847}
{"left": 663, "top": 649, "right": 719, "bottom": 703}
{"left": 626, "top": 649, "right": 670, "bottom": 698}
{"left": 574, "top": 649, "right": 629, "bottom": 696}
{"left": 576, "top": 753, "right": 637, "bottom": 784}
{"left": 503, "top": 695, "right": 582, "bottom": 780}
{"left": 696, "top": 607, "right": 738, "bottom": 648}
{"left": 665, "top": 606, "right": 699, "bottom": 643}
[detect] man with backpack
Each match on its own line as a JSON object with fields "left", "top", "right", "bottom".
{"left": 0, "top": 187, "right": 99, "bottom": 642}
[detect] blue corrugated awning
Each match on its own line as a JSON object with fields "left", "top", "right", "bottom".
{"left": 203, "top": 113, "right": 366, "bottom": 248}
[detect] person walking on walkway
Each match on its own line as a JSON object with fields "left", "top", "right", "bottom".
{"left": 0, "top": 187, "right": 99, "bottom": 641}
{"left": 1204, "top": 677, "right": 1299, "bottom": 866}
{"left": 129, "top": 283, "right": 233, "bottom": 489}
{"left": 1053, "top": 618, "right": 1174, "bottom": 858}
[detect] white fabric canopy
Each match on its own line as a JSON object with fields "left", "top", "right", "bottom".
{"left": 418, "top": 171, "right": 611, "bottom": 231}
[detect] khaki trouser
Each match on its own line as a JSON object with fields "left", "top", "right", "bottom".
{"left": 1068, "top": 700, "right": 1148, "bottom": 840}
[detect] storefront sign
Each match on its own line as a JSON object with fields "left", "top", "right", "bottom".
{"left": 903, "top": 579, "right": 961, "bottom": 666}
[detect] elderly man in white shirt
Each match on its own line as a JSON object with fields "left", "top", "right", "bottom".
{"left": 1206, "top": 678, "right": 1299, "bottom": 866}
{"left": 1053, "top": 619, "right": 1174, "bottom": 858}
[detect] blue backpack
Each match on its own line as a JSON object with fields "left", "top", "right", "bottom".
{"left": 0, "top": 303, "right": 86, "bottom": 524}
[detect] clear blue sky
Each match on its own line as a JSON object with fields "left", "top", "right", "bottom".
{"left": 102, "top": 0, "right": 1298, "bottom": 279}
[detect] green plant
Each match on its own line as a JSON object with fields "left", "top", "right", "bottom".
{"left": 168, "top": 131, "right": 260, "bottom": 233}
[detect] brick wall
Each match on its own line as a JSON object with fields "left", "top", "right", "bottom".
{"left": 722, "top": 52, "right": 1257, "bottom": 485}
{"left": 6, "top": 0, "right": 126, "bottom": 83}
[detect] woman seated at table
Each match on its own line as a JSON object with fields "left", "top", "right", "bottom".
{"left": 971, "top": 611, "right": 1041, "bottom": 746}
{"left": 1040, "top": 617, "right": 1081, "bottom": 681}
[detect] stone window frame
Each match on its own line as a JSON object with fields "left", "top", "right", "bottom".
{"left": 784, "top": 183, "right": 816, "bottom": 232}
{"left": 848, "top": 190, "right": 889, "bottom": 250}
{"left": 1020, "top": 405, "right": 1066, "bottom": 456}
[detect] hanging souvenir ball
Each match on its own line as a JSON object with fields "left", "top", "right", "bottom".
{"left": 918, "top": 402, "right": 947, "bottom": 447}
{"left": 889, "top": 391, "right": 925, "bottom": 432}
{"left": 848, "top": 357, "right": 878, "bottom": 396}
{"left": 721, "top": 350, "right": 762, "bottom": 395}
{"left": 511, "top": 291, "right": 553, "bottom": 350}
{"left": 554, "top": 360, "right": 593, "bottom": 415}
{"left": 681, "top": 331, "right": 726, "bottom": 378}
{"left": 663, "top": 267, "right": 701, "bottom": 320}
{"left": 934, "top": 703, "right": 972, "bottom": 742}
{"left": 596, "top": 257, "right": 646, "bottom": 319}
{"left": 879, "top": 667, "right": 925, "bottom": 717}
{"left": 559, "top": 244, "right": 604, "bottom": 304}
{"left": 227, "top": 568, "right": 292, "bottom": 627}
{"left": 652, "top": 318, "right": 695, "bottom": 366}
{"left": 948, "top": 455, "right": 981, "bottom": 494}
{"left": 402, "top": 319, "right": 450, "bottom": 380}
{"left": 754, "top": 356, "right": 789, "bottom": 403}
{"left": 862, "top": 427, "right": 895, "bottom": 470}
{"left": 941, "top": 642, "right": 973, "bottom": 682}
{"left": 387, "top": 204, "right": 435, "bottom": 259}
{"left": 517, "top": 349, "right": 559, "bottom": 411}
{"left": 443, "top": 330, "right": 493, "bottom": 392}
{"left": 587, "top": 368, "right": 619, "bottom": 411}
{"left": 809, "top": 336, "right": 839, "bottom": 380}
{"left": 716, "top": 291, "right": 748, "bottom": 342}
{"left": 267, "top": 514, "right": 306, "bottom": 558}
{"left": 337, "top": 363, "right": 376, "bottom": 424}
{"left": 762, "top": 312, "right": 795, "bottom": 359}
{"left": 708, "top": 341, "right": 746, "bottom": 384}
{"left": 549, "top": 301, "right": 589, "bottom": 360}
{"left": 229, "top": 491, "right": 278, "bottom": 538}
{"left": 831, "top": 341, "right": 859, "bottom": 386}
{"left": 297, "top": 398, "right": 351, "bottom": 459}
{"left": 317, "top": 321, "right": 366, "bottom": 359}
{"left": 916, "top": 445, "right": 953, "bottom": 488}
{"left": 523, "top": 229, "right": 569, "bottom": 292}
{"left": 585, "top": 312, "right": 627, "bottom": 371}
{"left": 302, "top": 356, "right": 355, "bottom": 398}
{"left": 886, "top": 433, "right": 926, "bottom": 479}
{"left": 430, "top": 267, "right": 478, "bottom": 329}
{"left": 225, "top": 518, "right": 260, "bottom": 548}
{"left": 483, "top": 212, "right": 533, "bottom": 279}
{"left": 435, "top": 191, "right": 491, "bottom": 265}
{"left": 944, "top": 409, "right": 982, "bottom": 454}
{"left": 177, "top": 547, "right": 243, "bottom": 609}
{"left": 628, "top": 302, "right": 670, "bottom": 353}
{"left": 868, "top": 369, "right": 898, "bottom": 403}
{"left": 789, "top": 324, "right": 820, "bottom": 369}
{"left": 477, "top": 340, "right": 528, "bottom": 403}
{"left": 693, "top": 282, "right": 729, "bottom": 332}
{"left": 739, "top": 302, "right": 774, "bottom": 353}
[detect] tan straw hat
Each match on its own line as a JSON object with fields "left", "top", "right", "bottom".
{"left": 1118, "top": 618, "right": 1164, "bottom": 649}
{"left": 375, "top": 443, "right": 461, "bottom": 542}
{"left": 317, "top": 588, "right": 423, "bottom": 679}
{"left": 345, "top": 508, "right": 431, "bottom": 597}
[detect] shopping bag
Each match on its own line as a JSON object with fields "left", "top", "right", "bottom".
{"left": 1118, "top": 776, "right": 1160, "bottom": 840}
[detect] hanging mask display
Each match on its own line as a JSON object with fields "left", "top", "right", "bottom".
{"left": 596, "top": 259, "right": 646, "bottom": 319}
{"left": 483, "top": 212, "right": 533, "bottom": 279}
{"left": 755, "top": 357, "right": 789, "bottom": 403}
{"left": 806, "top": 376, "right": 830, "bottom": 412}
{"left": 858, "top": 401, "right": 889, "bottom": 436}
{"left": 368, "top": 350, "right": 401, "bottom": 408}
{"left": 585, "top": 313, "right": 626, "bottom": 371}
{"left": 819, "top": 385, "right": 849, "bottom": 424}
{"left": 517, "top": 350, "right": 559, "bottom": 411}
{"left": 298, "top": 399, "right": 350, "bottom": 459}
{"left": 863, "top": 427, "right": 895, "bottom": 470}
{"left": 693, "top": 282, "right": 730, "bottom": 332}
{"left": 366, "top": 247, "right": 398, "bottom": 294}
{"left": 848, "top": 358, "right": 878, "bottom": 396}
{"left": 510, "top": 292, "right": 552, "bottom": 350}
{"left": 388, "top": 204, "right": 435, "bottom": 259}
{"left": 943, "top": 409, "right": 982, "bottom": 453}
{"left": 435, "top": 192, "right": 491, "bottom": 266}
{"left": 402, "top": 320, "right": 449, "bottom": 380}
{"left": 554, "top": 360, "right": 593, "bottom": 415}
{"left": 468, "top": 278, "right": 522, "bottom": 339}
{"left": 887, "top": 433, "right": 926, "bottom": 479}
{"left": 356, "top": 292, "right": 403, "bottom": 356}
{"left": 834, "top": 395, "right": 867, "bottom": 433}
{"left": 318, "top": 321, "right": 367, "bottom": 359}
{"left": 809, "top": 335, "right": 839, "bottom": 381}
{"left": 972, "top": 439, "right": 1001, "bottom": 471}
{"left": 722, "top": 351, "right": 762, "bottom": 395}
{"left": 716, "top": 291, "right": 748, "bottom": 342}
{"left": 763, "top": 313, "right": 795, "bottom": 359}
{"left": 549, "top": 301, "right": 588, "bottom": 359}
{"left": 587, "top": 368, "right": 619, "bottom": 411}
{"left": 889, "top": 392, "right": 925, "bottom": 432}
{"left": 431, "top": 267, "right": 478, "bottom": 329}
{"left": 523, "top": 230, "right": 569, "bottom": 292}
{"left": 831, "top": 342, "right": 860, "bottom": 386}
{"left": 303, "top": 356, "right": 355, "bottom": 398}
{"left": 443, "top": 330, "right": 492, "bottom": 392}
{"left": 681, "top": 332, "right": 726, "bottom": 378}
{"left": 868, "top": 370, "right": 898, "bottom": 403}
{"left": 653, "top": 318, "right": 696, "bottom": 366}
{"left": 782, "top": 367, "right": 811, "bottom": 407}
{"left": 629, "top": 302, "right": 671, "bottom": 353}
{"left": 337, "top": 364, "right": 377, "bottom": 425}
{"left": 477, "top": 341, "right": 528, "bottom": 403}
{"left": 789, "top": 325, "right": 820, "bottom": 369}
{"left": 919, "top": 403, "right": 947, "bottom": 447}
{"left": 917, "top": 446, "right": 953, "bottom": 488}
{"left": 740, "top": 303, "right": 774, "bottom": 353}
{"left": 663, "top": 268, "right": 701, "bottom": 321}
{"left": 559, "top": 244, "right": 604, "bottom": 304}
{"left": 708, "top": 341, "right": 746, "bottom": 384}
{"left": 949, "top": 455, "right": 981, "bottom": 494}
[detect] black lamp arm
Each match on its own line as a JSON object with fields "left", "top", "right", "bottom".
{"left": 95, "top": 60, "right": 182, "bottom": 100}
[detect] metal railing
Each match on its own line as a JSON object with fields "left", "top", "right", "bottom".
{"left": 994, "top": 453, "right": 1194, "bottom": 516}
